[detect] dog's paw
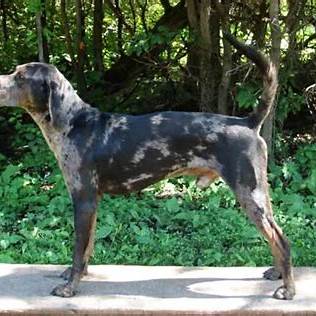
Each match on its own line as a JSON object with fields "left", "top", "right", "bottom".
{"left": 273, "top": 285, "right": 295, "bottom": 300}
{"left": 263, "top": 267, "right": 282, "bottom": 280}
{"left": 51, "top": 283, "right": 76, "bottom": 297}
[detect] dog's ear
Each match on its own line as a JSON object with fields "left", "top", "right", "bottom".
{"left": 48, "top": 81, "right": 66, "bottom": 130}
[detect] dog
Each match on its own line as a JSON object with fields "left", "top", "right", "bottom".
{"left": 0, "top": 34, "right": 295, "bottom": 300}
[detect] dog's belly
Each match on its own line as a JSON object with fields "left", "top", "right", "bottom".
{"left": 102, "top": 173, "right": 166, "bottom": 195}
{"left": 98, "top": 157, "right": 219, "bottom": 195}
{"left": 98, "top": 158, "right": 180, "bottom": 194}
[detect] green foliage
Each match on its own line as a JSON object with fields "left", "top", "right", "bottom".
{"left": 236, "top": 84, "right": 259, "bottom": 110}
{"left": 26, "top": 0, "right": 42, "bottom": 13}
{"left": 235, "top": 73, "right": 306, "bottom": 125}
{"left": 125, "top": 26, "right": 178, "bottom": 56}
{"left": 271, "top": 144, "right": 316, "bottom": 197}
{"left": 0, "top": 127, "right": 315, "bottom": 266}
{"left": 277, "top": 68, "right": 307, "bottom": 124}
{"left": 0, "top": 0, "right": 315, "bottom": 123}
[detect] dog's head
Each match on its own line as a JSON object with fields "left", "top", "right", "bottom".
{"left": 0, "top": 63, "right": 55, "bottom": 109}
{"left": 0, "top": 62, "right": 76, "bottom": 129}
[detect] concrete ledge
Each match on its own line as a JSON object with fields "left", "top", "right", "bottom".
{"left": 0, "top": 264, "right": 315, "bottom": 315}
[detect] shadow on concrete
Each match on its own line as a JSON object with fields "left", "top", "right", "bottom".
{"left": 0, "top": 265, "right": 273, "bottom": 300}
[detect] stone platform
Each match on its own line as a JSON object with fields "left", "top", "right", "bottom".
{"left": 0, "top": 264, "right": 315, "bottom": 315}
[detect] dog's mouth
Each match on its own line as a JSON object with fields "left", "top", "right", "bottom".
{"left": 0, "top": 88, "right": 11, "bottom": 106}
{"left": 0, "top": 90, "right": 7, "bottom": 106}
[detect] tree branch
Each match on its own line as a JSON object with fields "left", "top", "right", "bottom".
{"left": 136, "top": 0, "right": 148, "bottom": 34}
{"left": 102, "top": 0, "right": 187, "bottom": 95}
{"left": 160, "top": 0, "right": 171, "bottom": 12}
{"left": 128, "top": 0, "right": 137, "bottom": 33}
{"left": 104, "top": 0, "right": 134, "bottom": 34}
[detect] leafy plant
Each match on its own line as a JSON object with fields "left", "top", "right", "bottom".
{"left": 236, "top": 83, "right": 259, "bottom": 110}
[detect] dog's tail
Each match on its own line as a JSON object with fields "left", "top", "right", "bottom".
{"left": 223, "top": 32, "right": 278, "bottom": 130}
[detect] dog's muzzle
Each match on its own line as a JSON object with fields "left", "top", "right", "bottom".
{"left": 0, "top": 75, "right": 16, "bottom": 107}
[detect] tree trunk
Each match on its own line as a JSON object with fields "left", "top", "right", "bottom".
{"left": 262, "top": 0, "right": 281, "bottom": 161}
{"left": 75, "top": 0, "right": 87, "bottom": 93}
{"left": 217, "top": 0, "right": 232, "bottom": 114}
{"left": 187, "top": 0, "right": 221, "bottom": 112}
{"left": 207, "top": 1, "right": 221, "bottom": 112}
{"left": 60, "top": 0, "right": 75, "bottom": 62}
{"left": 93, "top": 0, "right": 104, "bottom": 73}
{"left": 36, "top": 0, "right": 49, "bottom": 63}
{"left": 136, "top": 0, "right": 148, "bottom": 34}
{"left": 129, "top": 0, "right": 137, "bottom": 32}
{"left": 185, "top": 0, "right": 199, "bottom": 104}
{"left": 115, "top": 0, "right": 124, "bottom": 54}
{"left": 198, "top": 0, "right": 212, "bottom": 111}
{"left": 49, "top": 0, "right": 57, "bottom": 34}
{"left": 253, "top": 0, "right": 268, "bottom": 49}
{"left": 104, "top": 0, "right": 133, "bottom": 34}
{"left": 285, "top": 0, "right": 306, "bottom": 69}
{"left": 0, "top": 0, "right": 8, "bottom": 44}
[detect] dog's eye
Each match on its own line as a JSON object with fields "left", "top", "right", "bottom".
{"left": 15, "top": 73, "right": 25, "bottom": 81}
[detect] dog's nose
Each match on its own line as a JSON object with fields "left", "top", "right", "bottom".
{"left": 0, "top": 75, "right": 9, "bottom": 89}
{"left": 0, "top": 75, "right": 15, "bottom": 107}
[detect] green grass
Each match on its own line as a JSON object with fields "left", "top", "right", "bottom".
{"left": 0, "top": 120, "right": 315, "bottom": 267}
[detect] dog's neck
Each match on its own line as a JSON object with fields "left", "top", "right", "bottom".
{"left": 55, "top": 69, "right": 91, "bottom": 124}
{"left": 26, "top": 74, "right": 90, "bottom": 160}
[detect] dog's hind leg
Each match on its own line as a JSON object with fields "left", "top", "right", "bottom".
{"left": 240, "top": 188, "right": 295, "bottom": 299}
{"left": 221, "top": 152, "right": 295, "bottom": 299}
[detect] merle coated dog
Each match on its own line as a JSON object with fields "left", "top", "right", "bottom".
{"left": 0, "top": 34, "right": 295, "bottom": 299}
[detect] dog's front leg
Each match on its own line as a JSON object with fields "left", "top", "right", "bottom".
{"left": 51, "top": 192, "right": 98, "bottom": 297}
{"left": 60, "top": 207, "right": 97, "bottom": 281}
